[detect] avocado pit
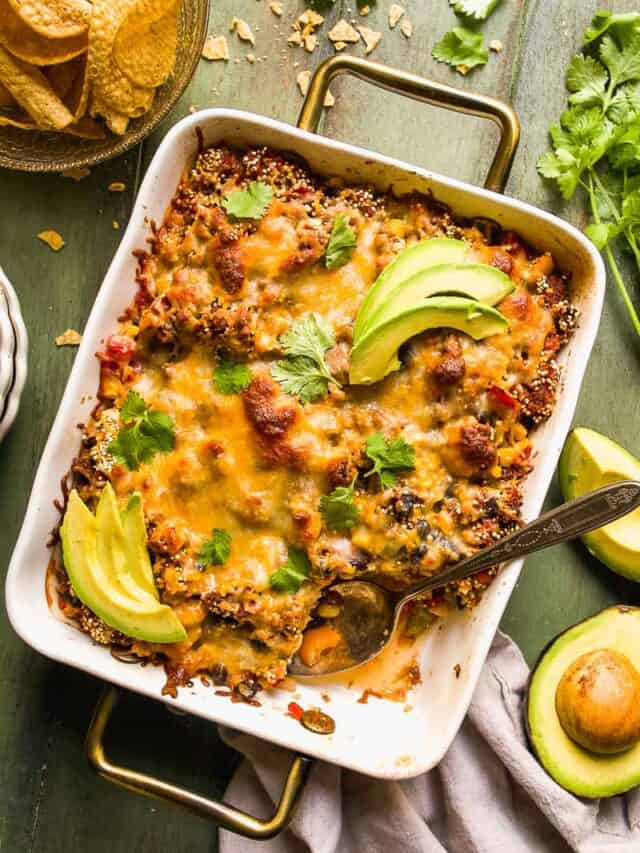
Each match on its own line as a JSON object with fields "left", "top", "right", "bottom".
{"left": 555, "top": 648, "right": 640, "bottom": 754}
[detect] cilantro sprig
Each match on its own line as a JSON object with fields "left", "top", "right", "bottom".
{"left": 269, "top": 547, "right": 311, "bottom": 594}
{"left": 449, "top": 0, "right": 501, "bottom": 22}
{"left": 271, "top": 314, "right": 339, "bottom": 403}
{"left": 213, "top": 358, "right": 252, "bottom": 395}
{"left": 199, "top": 529, "right": 232, "bottom": 566}
{"left": 538, "top": 12, "right": 640, "bottom": 336}
{"left": 432, "top": 26, "right": 488, "bottom": 73}
{"left": 319, "top": 477, "right": 360, "bottom": 532}
{"left": 325, "top": 214, "right": 357, "bottom": 270}
{"left": 364, "top": 433, "right": 415, "bottom": 489}
{"left": 108, "top": 391, "right": 175, "bottom": 471}
{"left": 222, "top": 181, "right": 273, "bottom": 220}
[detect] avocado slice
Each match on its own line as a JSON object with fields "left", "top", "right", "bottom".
{"left": 349, "top": 296, "right": 508, "bottom": 385}
{"left": 121, "top": 493, "right": 158, "bottom": 600}
{"left": 353, "top": 238, "right": 473, "bottom": 342}
{"left": 362, "top": 263, "right": 514, "bottom": 333}
{"left": 60, "top": 489, "right": 186, "bottom": 643}
{"left": 527, "top": 606, "right": 640, "bottom": 798}
{"left": 559, "top": 428, "right": 640, "bottom": 580}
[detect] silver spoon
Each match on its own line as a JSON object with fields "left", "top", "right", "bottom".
{"left": 289, "top": 480, "right": 640, "bottom": 677}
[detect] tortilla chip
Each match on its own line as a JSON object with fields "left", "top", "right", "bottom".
{"left": 38, "top": 230, "right": 65, "bottom": 251}
{"left": 7, "top": 0, "right": 90, "bottom": 39}
{"left": 0, "top": 107, "right": 35, "bottom": 128}
{"left": 55, "top": 328, "right": 82, "bottom": 346}
{"left": 0, "top": 0, "right": 87, "bottom": 66}
{"left": 89, "top": 92, "right": 130, "bottom": 134}
{"left": 0, "top": 79, "right": 13, "bottom": 105}
{"left": 63, "top": 52, "right": 89, "bottom": 117}
{"left": 0, "top": 45, "right": 74, "bottom": 128}
{"left": 63, "top": 115, "right": 105, "bottom": 138}
{"left": 87, "top": 0, "right": 155, "bottom": 117}
{"left": 44, "top": 56, "right": 81, "bottom": 100}
{"left": 113, "top": 0, "right": 178, "bottom": 88}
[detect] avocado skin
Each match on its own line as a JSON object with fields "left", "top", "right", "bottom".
{"left": 350, "top": 295, "right": 507, "bottom": 385}
{"left": 558, "top": 427, "right": 640, "bottom": 581}
{"left": 526, "top": 606, "right": 640, "bottom": 798}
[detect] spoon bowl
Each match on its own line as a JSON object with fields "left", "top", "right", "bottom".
{"left": 289, "top": 481, "right": 640, "bottom": 677}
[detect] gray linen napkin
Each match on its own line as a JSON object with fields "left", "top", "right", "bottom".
{"left": 220, "top": 631, "right": 640, "bottom": 853}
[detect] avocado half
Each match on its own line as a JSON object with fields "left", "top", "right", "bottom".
{"left": 527, "top": 606, "right": 640, "bottom": 798}
{"left": 559, "top": 428, "right": 640, "bottom": 580}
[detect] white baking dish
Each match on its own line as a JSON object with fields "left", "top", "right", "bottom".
{"left": 6, "top": 58, "right": 605, "bottom": 795}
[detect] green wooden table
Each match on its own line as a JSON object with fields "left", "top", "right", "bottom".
{"left": 2, "top": 1, "right": 640, "bottom": 848}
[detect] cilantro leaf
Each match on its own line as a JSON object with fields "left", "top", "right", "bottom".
{"left": 364, "top": 433, "right": 415, "bottom": 489}
{"left": 325, "top": 214, "right": 357, "bottom": 270}
{"left": 222, "top": 181, "right": 273, "bottom": 220}
{"left": 213, "top": 359, "right": 252, "bottom": 395}
{"left": 199, "top": 529, "right": 232, "bottom": 566}
{"left": 269, "top": 547, "right": 311, "bottom": 593}
{"left": 319, "top": 478, "right": 360, "bottom": 532}
{"left": 271, "top": 357, "right": 332, "bottom": 403}
{"left": 432, "top": 27, "right": 488, "bottom": 72}
{"left": 600, "top": 31, "right": 640, "bottom": 88}
{"left": 271, "top": 314, "right": 338, "bottom": 402}
{"left": 449, "top": 0, "right": 501, "bottom": 22}
{"left": 108, "top": 391, "right": 176, "bottom": 471}
{"left": 567, "top": 55, "right": 608, "bottom": 107}
{"left": 584, "top": 12, "right": 640, "bottom": 45}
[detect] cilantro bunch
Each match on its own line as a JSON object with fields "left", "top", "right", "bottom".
{"left": 538, "top": 11, "right": 640, "bottom": 336}
{"left": 271, "top": 314, "right": 338, "bottom": 403}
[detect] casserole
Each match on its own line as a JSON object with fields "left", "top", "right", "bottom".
{"left": 6, "top": 57, "right": 605, "bottom": 837}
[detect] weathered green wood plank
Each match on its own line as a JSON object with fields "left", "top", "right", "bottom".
{"left": 1, "top": 1, "right": 639, "bottom": 850}
{"left": 500, "top": 0, "right": 640, "bottom": 663}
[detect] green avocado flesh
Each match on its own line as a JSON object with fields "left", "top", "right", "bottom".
{"left": 60, "top": 488, "right": 186, "bottom": 643}
{"left": 349, "top": 296, "right": 508, "bottom": 385}
{"left": 528, "top": 607, "right": 640, "bottom": 798}
{"left": 353, "top": 238, "right": 473, "bottom": 342}
{"left": 559, "top": 427, "right": 640, "bottom": 580}
{"left": 121, "top": 493, "right": 159, "bottom": 600}
{"left": 362, "top": 263, "right": 514, "bottom": 333}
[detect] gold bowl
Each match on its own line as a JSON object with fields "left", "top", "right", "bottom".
{"left": 0, "top": 0, "right": 209, "bottom": 173}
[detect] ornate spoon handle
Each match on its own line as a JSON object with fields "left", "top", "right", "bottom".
{"left": 399, "top": 480, "right": 640, "bottom": 607}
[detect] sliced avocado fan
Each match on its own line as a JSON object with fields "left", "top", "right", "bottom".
{"left": 353, "top": 237, "right": 474, "bottom": 342}
{"left": 349, "top": 295, "right": 508, "bottom": 385}
{"left": 60, "top": 487, "right": 186, "bottom": 643}
{"left": 559, "top": 427, "right": 640, "bottom": 580}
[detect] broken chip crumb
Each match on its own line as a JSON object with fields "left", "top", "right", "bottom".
{"left": 247, "top": 52, "right": 256, "bottom": 63}
{"left": 269, "top": 1, "right": 283, "bottom": 16}
{"left": 202, "top": 35, "right": 229, "bottom": 61}
{"left": 108, "top": 182, "right": 126, "bottom": 192}
{"left": 55, "top": 329, "right": 82, "bottom": 347}
{"left": 357, "top": 25, "right": 382, "bottom": 54}
{"left": 360, "top": 4, "right": 370, "bottom": 14}
{"left": 400, "top": 18, "right": 413, "bottom": 38}
{"left": 489, "top": 39, "right": 504, "bottom": 52}
{"left": 298, "top": 10, "right": 324, "bottom": 29}
{"left": 61, "top": 166, "right": 90, "bottom": 181}
{"left": 112, "top": 220, "right": 119, "bottom": 229}
{"left": 296, "top": 69, "right": 311, "bottom": 96}
{"left": 334, "top": 41, "right": 347, "bottom": 51}
{"left": 288, "top": 30, "right": 303, "bottom": 46}
{"left": 324, "top": 90, "right": 335, "bottom": 108}
{"left": 303, "top": 34, "right": 317, "bottom": 53}
{"left": 38, "top": 230, "right": 65, "bottom": 251}
{"left": 389, "top": 4, "right": 405, "bottom": 28}
{"left": 328, "top": 19, "right": 360, "bottom": 44}
{"left": 456, "top": 64, "right": 470, "bottom": 76}
{"left": 230, "top": 17, "right": 255, "bottom": 45}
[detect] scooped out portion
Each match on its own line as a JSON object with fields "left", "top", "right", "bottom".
{"left": 527, "top": 606, "right": 640, "bottom": 798}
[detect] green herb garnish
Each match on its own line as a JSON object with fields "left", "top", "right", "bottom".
{"left": 199, "top": 529, "right": 232, "bottom": 566}
{"left": 325, "top": 214, "right": 357, "bottom": 270}
{"left": 269, "top": 547, "right": 311, "bottom": 593}
{"left": 364, "top": 432, "right": 415, "bottom": 489}
{"left": 538, "top": 11, "right": 640, "bottom": 336}
{"left": 319, "top": 478, "right": 360, "bottom": 532}
{"left": 222, "top": 181, "right": 273, "bottom": 220}
{"left": 108, "top": 391, "right": 175, "bottom": 471}
{"left": 450, "top": 0, "right": 501, "bottom": 21}
{"left": 432, "top": 26, "right": 488, "bottom": 73}
{"left": 213, "top": 358, "right": 252, "bottom": 395}
{"left": 271, "top": 314, "right": 338, "bottom": 403}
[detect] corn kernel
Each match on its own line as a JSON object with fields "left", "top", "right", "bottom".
{"left": 489, "top": 464, "right": 502, "bottom": 478}
{"left": 513, "top": 423, "right": 527, "bottom": 440}
{"left": 317, "top": 603, "right": 341, "bottom": 619}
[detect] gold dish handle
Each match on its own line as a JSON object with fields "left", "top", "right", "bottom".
{"left": 297, "top": 55, "right": 520, "bottom": 194}
{"left": 85, "top": 686, "right": 313, "bottom": 840}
